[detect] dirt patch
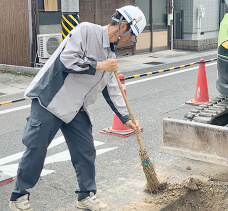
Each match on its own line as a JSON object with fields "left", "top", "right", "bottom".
{"left": 122, "top": 178, "right": 228, "bottom": 211}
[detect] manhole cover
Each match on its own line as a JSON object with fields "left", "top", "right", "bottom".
{"left": 144, "top": 61, "right": 163, "bottom": 65}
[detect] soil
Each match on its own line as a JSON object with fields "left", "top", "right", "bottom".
{"left": 122, "top": 177, "right": 228, "bottom": 211}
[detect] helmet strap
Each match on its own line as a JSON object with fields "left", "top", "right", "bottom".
{"left": 113, "top": 15, "right": 131, "bottom": 51}
{"left": 114, "top": 36, "right": 121, "bottom": 51}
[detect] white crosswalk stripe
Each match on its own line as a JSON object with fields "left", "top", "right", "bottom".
{"left": 0, "top": 136, "right": 117, "bottom": 177}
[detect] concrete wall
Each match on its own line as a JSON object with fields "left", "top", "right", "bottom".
{"left": 191, "top": 0, "right": 220, "bottom": 40}
{"left": 39, "top": 25, "right": 61, "bottom": 34}
{"left": 163, "top": 118, "right": 228, "bottom": 166}
{"left": 174, "top": 38, "right": 218, "bottom": 51}
{"left": 153, "top": 30, "right": 168, "bottom": 48}
{"left": 174, "top": 0, "right": 220, "bottom": 51}
{"left": 136, "top": 30, "right": 168, "bottom": 52}
{"left": 174, "top": 0, "right": 220, "bottom": 40}
{"left": 136, "top": 32, "right": 151, "bottom": 51}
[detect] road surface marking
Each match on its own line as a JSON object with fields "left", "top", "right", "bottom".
{"left": 0, "top": 62, "right": 216, "bottom": 115}
{"left": 0, "top": 147, "right": 117, "bottom": 177}
{"left": 0, "top": 104, "right": 31, "bottom": 115}
{"left": 0, "top": 136, "right": 114, "bottom": 177}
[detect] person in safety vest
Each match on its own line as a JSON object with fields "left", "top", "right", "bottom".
{"left": 9, "top": 5, "right": 146, "bottom": 211}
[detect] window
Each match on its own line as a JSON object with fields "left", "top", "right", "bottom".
{"left": 44, "top": 0, "right": 58, "bottom": 12}
{"left": 153, "top": 0, "right": 167, "bottom": 30}
{"left": 136, "top": 0, "right": 151, "bottom": 31}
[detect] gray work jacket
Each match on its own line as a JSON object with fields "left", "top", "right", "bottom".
{"left": 25, "top": 22, "right": 131, "bottom": 124}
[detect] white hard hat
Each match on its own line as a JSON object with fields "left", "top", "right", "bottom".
{"left": 111, "top": 5, "right": 146, "bottom": 50}
{"left": 116, "top": 5, "right": 146, "bottom": 37}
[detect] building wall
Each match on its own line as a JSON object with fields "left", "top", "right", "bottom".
{"left": 38, "top": 0, "right": 168, "bottom": 53}
{"left": 174, "top": 0, "right": 194, "bottom": 35}
{"left": 136, "top": 32, "right": 151, "bottom": 51}
{"left": 192, "top": 0, "right": 219, "bottom": 40}
{"left": 136, "top": 0, "right": 168, "bottom": 52}
{"left": 153, "top": 0, "right": 168, "bottom": 51}
{"left": 38, "top": 0, "right": 136, "bottom": 55}
{"left": 38, "top": 0, "right": 62, "bottom": 34}
{"left": 0, "top": 0, "right": 30, "bottom": 66}
{"left": 136, "top": 0, "right": 151, "bottom": 52}
{"left": 153, "top": 31, "right": 168, "bottom": 48}
{"left": 174, "top": 0, "right": 220, "bottom": 40}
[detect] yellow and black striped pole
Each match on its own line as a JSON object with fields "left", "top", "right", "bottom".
{"left": 61, "top": 13, "right": 79, "bottom": 40}
{"left": 0, "top": 98, "right": 29, "bottom": 106}
{"left": 61, "top": 0, "right": 79, "bottom": 40}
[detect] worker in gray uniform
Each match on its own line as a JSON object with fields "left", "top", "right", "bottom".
{"left": 9, "top": 5, "right": 146, "bottom": 211}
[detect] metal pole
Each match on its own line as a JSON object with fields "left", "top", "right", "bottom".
{"left": 35, "top": 0, "right": 39, "bottom": 35}
{"left": 197, "top": 8, "right": 200, "bottom": 40}
{"left": 170, "top": 0, "right": 174, "bottom": 49}
{"left": 150, "top": 0, "right": 153, "bottom": 52}
{"left": 28, "top": 0, "right": 33, "bottom": 66}
{"left": 61, "top": 0, "right": 79, "bottom": 40}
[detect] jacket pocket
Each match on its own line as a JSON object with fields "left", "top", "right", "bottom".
{"left": 22, "top": 117, "right": 42, "bottom": 149}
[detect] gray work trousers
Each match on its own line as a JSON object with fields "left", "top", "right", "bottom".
{"left": 11, "top": 99, "right": 96, "bottom": 201}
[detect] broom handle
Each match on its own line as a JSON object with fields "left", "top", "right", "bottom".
{"left": 114, "top": 72, "right": 144, "bottom": 148}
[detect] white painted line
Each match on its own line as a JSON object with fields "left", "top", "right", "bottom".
{"left": 44, "top": 141, "right": 109, "bottom": 165}
{"left": 0, "top": 136, "right": 104, "bottom": 166}
{"left": 0, "top": 151, "right": 24, "bottom": 166}
{"left": 0, "top": 136, "right": 65, "bottom": 166}
{"left": 0, "top": 104, "right": 31, "bottom": 115}
{"left": 0, "top": 136, "right": 115, "bottom": 177}
{"left": 96, "top": 147, "right": 117, "bottom": 155}
{"left": 93, "top": 141, "right": 104, "bottom": 147}
{"left": 0, "top": 163, "right": 54, "bottom": 177}
{"left": 41, "top": 169, "right": 55, "bottom": 176}
{"left": 125, "top": 62, "right": 217, "bottom": 85}
{"left": 44, "top": 146, "right": 116, "bottom": 166}
{"left": 44, "top": 150, "right": 70, "bottom": 165}
{"left": 0, "top": 164, "right": 19, "bottom": 177}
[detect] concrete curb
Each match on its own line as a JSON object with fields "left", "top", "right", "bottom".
{"left": 0, "top": 64, "right": 40, "bottom": 75}
{"left": 0, "top": 49, "right": 217, "bottom": 75}
{"left": 162, "top": 118, "right": 228, "bottom": 166}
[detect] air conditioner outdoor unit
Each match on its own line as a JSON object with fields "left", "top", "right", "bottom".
{"left": 37, "top": 34, "right": 62, "bottom": 58}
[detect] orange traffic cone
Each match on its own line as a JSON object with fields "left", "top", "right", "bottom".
{"left": 100, "top": 74, "right": 142, "bottom": 137}
{"left": 188, "top": 58, "right": 209, "bottom": 104}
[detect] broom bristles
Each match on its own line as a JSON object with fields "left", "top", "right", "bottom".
{"left": 139, "top": 148, "right": 160, "bottom": 193}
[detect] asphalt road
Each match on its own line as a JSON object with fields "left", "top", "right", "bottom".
{"left": 0, "top": 54, "right": 224, "bottom": 211}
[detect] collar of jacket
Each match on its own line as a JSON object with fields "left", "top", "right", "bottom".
{"left": 102, "top": 25, "right": 110, "bottom": 48}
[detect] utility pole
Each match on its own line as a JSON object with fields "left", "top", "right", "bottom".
{"left": 61, "top": 0, "right": 79, "bottom": 40}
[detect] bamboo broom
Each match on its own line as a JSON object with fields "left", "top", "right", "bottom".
{"left": 114, "top": 72, "right": 160, "bottom": 193}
